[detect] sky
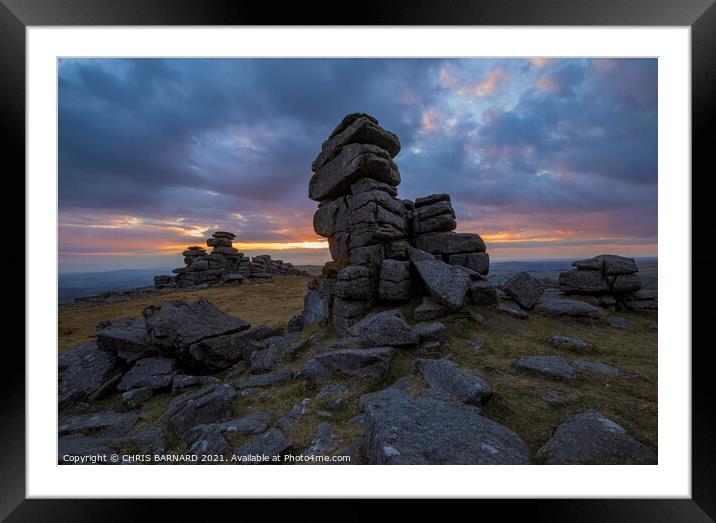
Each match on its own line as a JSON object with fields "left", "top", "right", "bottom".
{"left": 58, "top": 57, "right": 657, "bottom": 272}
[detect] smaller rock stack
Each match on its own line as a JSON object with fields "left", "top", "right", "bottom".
{"left": 558, "top": 254, "right": 654, "bottom": 310}
{"left": 170, "top": 231, "right": 245, "bottom": 287}
{"left": 156, "top": 231, "right": 308, "bottom": 289}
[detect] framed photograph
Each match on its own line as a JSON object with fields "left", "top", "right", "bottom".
{"left": 4, "top": 0, "right": 714, "bottom": 518}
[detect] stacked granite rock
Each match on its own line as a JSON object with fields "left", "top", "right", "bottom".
{"left": 170, "top": 231, "right": 246, "bottom": 287}
{"left": 156, "top": 231, "right": 308, "bottom": 289}
{"left": 558, "top": 254, "right": 655, "bottom": 310}
{"left": 303, "top": 113, "right": 493, "bottom": 333}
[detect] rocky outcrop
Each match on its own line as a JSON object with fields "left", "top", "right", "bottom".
{"left": 156, "top": 230, "right": 308, "bottom": 289}
{"left": 558, "top": 255, "right": 653, "bottom": 311}
{"left": 360, "top": 387, "right": 530, "bottom": 464}
{"left": 536, "top": 410, "right": 656, "bottom": 464}
{"left": 301, "top": 113, "right": 491, "bottom": 333}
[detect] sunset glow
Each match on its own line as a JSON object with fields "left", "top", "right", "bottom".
{"left": 59, "top": 58, "right": 656, "bottom": 272}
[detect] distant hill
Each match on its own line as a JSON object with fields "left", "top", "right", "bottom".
{"left": 59, "top": 268, "right": 174, "bottom": 301}
{"left": 58, "top": 258, "right": 657, "bottom": 301}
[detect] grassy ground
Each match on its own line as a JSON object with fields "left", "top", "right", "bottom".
{"left": 58, "top": 276, "right": 312, "bottom": 353}
{"left": 58, "top": 277, "right": 657, "bottom": 463}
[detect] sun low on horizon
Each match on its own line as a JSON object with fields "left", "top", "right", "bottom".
{"left": 58, "top": 57, "right": 657, "bottom": 272}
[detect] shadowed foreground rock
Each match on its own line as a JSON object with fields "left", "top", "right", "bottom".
{"left": 416, "top": 358, "right": 492, "bottom": 406}
{"left": 536, "top": 410, "right": 656, "bottom": 464}
{"left": 360, "top": 387, "right": 530, "bottom": 464}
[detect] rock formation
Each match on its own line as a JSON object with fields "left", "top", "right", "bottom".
{"left": 155, "top": 231, "right": 307, "bottom": 289}
{"left": 558, "top": 254, "right": 656, "bottom": 311}
{"left": 302, "top": 113, "right": 492, "bottom": 333}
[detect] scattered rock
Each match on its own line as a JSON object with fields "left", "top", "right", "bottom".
{"left": 416, "top": 358, "right": 492, "bottom": 406}
{"left": 503, "top": 272, "right": 544, "bottom": 309}
{"left": 303, "top": 422, "right": 340, "bottom": 456}
{"left": 249, "top": 335, "right": 308, "bottom": 372}
{"left": 497, "top": 302, "right": 528, "bottom": 319}
{"left": 347, "top": 310, "right": 419, "bottom": 347}
{"left": 236, "top": 368, "right": 293, "bottom": 389}
{"left": 95, "top": 317, "right": 157, "bottom": 363}
{"left": 58, "top": 435, "right": 117, "bottom": 464}
{"left": 234, "top": 429, "right": 292, "bottom": 464}
{"left": 164, "top": 383, "right": 237, "bottom": 440}
{"left": 608, "top": 316, "right": 632, "bottom": 329}
{"left": 414, "top": 296, "right": 450, "bottom": 321}
{"left": 276, "top": 398, "right": 311, "bottom": 429}
{"left": 59, "top": 410, "right": 139, "bottom": 438}
{"left": 573, "top": 359, "right": 630, "bottom": 377}
{"left": 187, "top": 325, "right": 277, "bottom": 372}
{"left": 536, "top": 410, "right": 656, "bottom": 464}
{"left": 171, "top": 374, "right": 221, "bottom": 396}
{"left": 143, "top": 299, "right": 250, "bottom": 358}
{"left": 413, "top": 322, "right": 448, "bottom": 345}
{"left": 360, "top": 387, "right": 530, "bottom": 464}
{"left": 120, "top": 387, "right": 154, "bottom": 409}
{"left": 471, "top": 340, "right": 486, "bottom": 353}
{"left": 514, "top": 355, "right": 578, "bottom": 380}
{"left": 311, "top": 347, "right": 394, "bottom": 380}
{"left": 186, "top": 411, "right": 272, "bottom": 457}
{"left": 550, "top": 336, "right": 588, "bottom": 351}
{"left": 534, "top": 298, "right": 601, "bottom": 318}
{"left": 58, "top": 341, "right": 124, "bottom": 409}
{"left": 116, "top": 356, "right": 177, "bottom": 392}
{"left": 297, "top": 359, "right": 333, "bottom": 383}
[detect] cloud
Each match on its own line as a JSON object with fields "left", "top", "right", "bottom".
{"left": 58, "top": 58, "right": 657, "bottom": 268}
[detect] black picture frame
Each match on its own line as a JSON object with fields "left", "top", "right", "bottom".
{"left": 3, "top": 0, "right": 714, "bottom": 519}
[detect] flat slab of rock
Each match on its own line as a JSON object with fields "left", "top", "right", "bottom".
{"left": 249, "top": 335, "right": 308, "bottom": 372}
{"left": 534, "top": 298, "right": 601, "bottom": 318}
{"left": 171, "top": 374, "right": 221, "bottom": 396}
{"left": 164, "top": 383, "right": 237, "bottom": 440}
{"left": 503, "top": 272, "right": 544, "bottom": 309}
{"left": 116, "top": 356, "right": 177, "bottom": 392}
{"left": 550, "top": 336, "right": 588, "bottom": 351}
{"left": 312, "top": 347, "right": 394, "bottom": 380}
{"left": 360, "top": 387, "right": 529, "bottom": 464}
{"left": 536, "top": 410, "right": 656, "bottom": 464}
{"left": 573, "top": 359, "right": 630, "bottom": 377}
{"left": 59, "top": 341, "right": 123, "bottom": 409}
{"left": 572, "top": 254, "right": 638, "bottom": 275}
{"left": 415, "top": 231, "right": 486, "bottom": 255}
{"left": 143, "top": 299, "right": 250, "bottom": 356}
{"left": 236, "top": 367, "right": 292, "bottom": 389}
{"left": 96, "top": 317, "right": 157, "bottom": 363}
{"left": 416, "top": 358, "right": 492, "bottom": 406}
{"left": 186, "top": 411, "right": 272, "bottom": 457}
{"left": 347, "top": 310, "right": 419, "bottom": 347}
{"left": 234, "top": 428, "right": 292, "bottom": 464}
{"left": 514, "top": 355, "right": 578, "bottom": 380}
{"left": 187, "top": 325, "right": 276, "bottom": 372}
{"left": 413, "top": 322, "right": 447, "bottom": 343}
{"left": 59, "top": 410, "right": 139, "bottom": 438}
{"left": 413, "top": 259, "right": 470, "bottom": 310}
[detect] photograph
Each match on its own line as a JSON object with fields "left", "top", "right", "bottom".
{"left": 56, "top": 56, "right": 659, "bottom": 466}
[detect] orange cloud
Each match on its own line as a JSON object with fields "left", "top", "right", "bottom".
{"left": 529, "top": 57, "right": 553, "bottom": 68}
{"left": 438, "top": 66, "right": 457, "bottom": 87}
{"left": 536, "top": 74, "right": 559, "bottom": 92}
{"left": 458, "top": 67, "right": 509, "bottom": 97}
